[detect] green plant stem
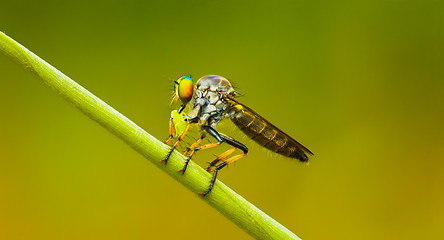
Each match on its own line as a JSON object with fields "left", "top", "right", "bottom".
{"left": 0, "top": 31, "right": 301, "bottom": 240}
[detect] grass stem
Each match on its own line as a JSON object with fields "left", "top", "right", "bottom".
{"left": 0, "top": 31, "right": 301, "bottom": 240}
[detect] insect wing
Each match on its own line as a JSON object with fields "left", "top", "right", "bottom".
{"left": 225, "top": 96, "right": 313, "bottom": 156}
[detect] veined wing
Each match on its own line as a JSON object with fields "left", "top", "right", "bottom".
{"left": 225, "top": 96, "right": 313, "bottom": 161}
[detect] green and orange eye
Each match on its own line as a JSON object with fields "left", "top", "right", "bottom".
{"left": 175, "top": 76, "right": 193, "bottom": 103}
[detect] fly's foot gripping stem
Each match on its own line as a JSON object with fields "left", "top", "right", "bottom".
{"left": 199, "top": 162, "right": 227, "bottom": 196}
{"left": 161, "top": 109, "right": 191, "bottom": 165}
{"left": 179, "top": 141, "right": 222, "bottom": 174}
{"left": 199, "top": 152, "right": 247, "bottom": 196}
{"left": 195, "top": 127, "right": 249, "bottom": 196}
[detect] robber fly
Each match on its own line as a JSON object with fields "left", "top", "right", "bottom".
{"left": 162, "top": 75, "right": 313, "bottom": 196}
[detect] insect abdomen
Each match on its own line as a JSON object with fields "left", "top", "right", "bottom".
{"left": 229, "top": 104, "right": 310, "bottom": 162}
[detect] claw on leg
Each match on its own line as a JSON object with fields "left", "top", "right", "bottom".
{"left": 162, "top": 122, "right": 190, "bottom": 165}
{"left": 164, "top": 115, "right": 174, "bottom": 145}
{"left": 178, "top": 141, "right": 222, "bottom": 174}
{"left": 200, "top": 153, "right": 247, "bottom": 196}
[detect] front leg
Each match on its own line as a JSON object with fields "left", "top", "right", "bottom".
{"left": 161, "top": 104, "right": 188, "bottom": 164}
{"left": 164, "top": 104, "right": 186, "bottom": 145}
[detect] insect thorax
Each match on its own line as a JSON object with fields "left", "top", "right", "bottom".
{"left": 188, "top": 75, "right": 236, "bottom": 127}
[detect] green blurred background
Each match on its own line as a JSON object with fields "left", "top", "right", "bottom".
{"left": 1, "top": 0, "right": 443, "bottom": 239}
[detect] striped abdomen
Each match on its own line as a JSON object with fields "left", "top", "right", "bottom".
{"left": 228, "top": 101, "right": 313, "bottom": 162}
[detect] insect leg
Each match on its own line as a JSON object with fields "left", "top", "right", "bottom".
{"left": 179, "top": 141, "right": 221, "bottom": 174}
{"left": 179, "top": 126, "right": 223, "bottom": 174}
{"left": 164, "top": 116, "right": 174, "bottom": 144}
{"left": 183, "top": 137, "right": 203, "bottom": 156}
{"left": 160, "top": 119, "right": 190, "bottom": 165}
{"left": 177, "top": 104, "right": 186, "bottom": 114}
{"left": 206, "top": 147, "right": 235, "bottom": 172}
{"left": 200, "top": 135, "right": 248, "bottom": 196}
{"left": 177, "top": 135, "right": 204, "bottom": 173}
{"left": 164, "top": 104, "right": 186, "bottom": 144}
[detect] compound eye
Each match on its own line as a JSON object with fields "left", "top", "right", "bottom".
{"left": 176, "top": 76, "right": 193, "bottom": 103}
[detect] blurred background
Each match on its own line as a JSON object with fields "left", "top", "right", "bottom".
{"left": 1, "top": 0, "right": 443, "bottom": 239}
